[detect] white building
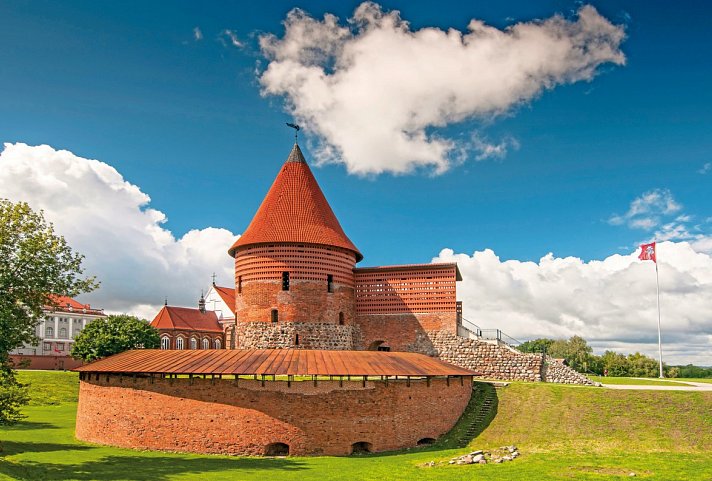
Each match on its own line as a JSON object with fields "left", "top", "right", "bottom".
{"left": 11, "top": 295, "right": 106, "bottom": 357}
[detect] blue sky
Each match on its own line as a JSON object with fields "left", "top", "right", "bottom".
{"left": 1, "top": 1, "right": 710, "bottom": 362}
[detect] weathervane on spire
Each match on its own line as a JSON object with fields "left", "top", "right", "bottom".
{"left": 286, "top": 122, "right": 300, "bottom": 143}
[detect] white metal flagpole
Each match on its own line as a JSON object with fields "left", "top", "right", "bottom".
{"left": 655, "top": 253, "right": 664, "bottom": 378}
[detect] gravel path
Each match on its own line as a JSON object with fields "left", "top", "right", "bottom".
{"left": 602, "top": 380, "right": 712, "bottom": 391}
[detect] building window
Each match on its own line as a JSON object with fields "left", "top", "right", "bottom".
{"left": 295, "top": 334, "right": 299, "bottom": 346}
{"left": 327, "top": 274, "right": 333, "bottom": 293}
{"left": 176, "top": 337, "right": 185, "bottom": 350}
{"left": 45, "top": 326, "right": 54, "bottom": 337}
{"left": 237, "top": 275, "right": 242, "bottom": 294}
{"left": 56, "top": 343, "right": 65, "bottom": 351}
{"left": 43, "top": 342, "right": 51, "bottom": 351}
{"left": 214, "top": 339, "right": 221, "bottom": 349}
{"left": 161, "top": 337, "right": 170, "bottom": 350}
{"left": 190, "top": 338, "right": 198, "bottom": 350}
{"left": 271, "top": 309, "right": 278, "bottom": 323}
{"left": 339, "top": 312, "right": 344, "bottom": 325}
{"left": 202, "top": 338, "right": 210, "bottom": 350}
{"left": 282, "top": 272, "right": 289, "bottom": 291}
{"left": 59, "top": 327, "right": 67, "bottom": 338}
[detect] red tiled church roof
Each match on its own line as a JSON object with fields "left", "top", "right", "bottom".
{"left": 228, "top": 144, "right": 362, "bottom": 261}
{"left": 150, "top": 306, "right": 223, "bottom": 333}
{"left": 212, "top": 285, "right": 235, "bottom": 311}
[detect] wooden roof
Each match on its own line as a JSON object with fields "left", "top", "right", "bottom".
{"left": 228, "top": 144, "right": 362, "bottom": 261}
{"left": 75, "top": 349, "right": 474, "bottom": 377}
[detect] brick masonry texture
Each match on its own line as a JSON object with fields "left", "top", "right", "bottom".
{"left": 355, "top": 313, "right": 457, "bottom": 354}
{"left": 75, "top": 376, "right": 472, "bottom": 456}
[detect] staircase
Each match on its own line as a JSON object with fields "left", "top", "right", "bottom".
{"left": 455, "top": 382, "right": 499, "bottom": 447}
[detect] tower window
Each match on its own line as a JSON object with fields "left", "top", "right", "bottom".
{"left": 271, "top": 309, "right": 278, "bottom": 323}
{"left": 295, "top": 334, "right": 300, "bottom": 346}
{"left": 339, "top": 312, "right": 344, "bottom": 325}
{"left": 238, "top": 276, "right": 242, "bottom": 294}
{"left": 282, "top": 272, "right": 290, "bottom": 291}
{"left": 327, "top": 274, "right": 333, "bottom": 293}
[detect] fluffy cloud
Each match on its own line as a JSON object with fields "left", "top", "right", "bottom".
{"left": 608, "top": 188, "right": 682, "bottom": 229}
{"left": 259, "top": 3, "right": 626, "bottom": 175}
{"left": 0, "top": 143, "right": 237, "bottom": 320}
{"left": 434, "top": 244, "right": 712, "bottom": 365}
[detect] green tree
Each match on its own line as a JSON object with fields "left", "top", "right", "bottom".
{"left": 518, "top": 338, "right": 554, "bottom": 354}
{"left": 70, "top": 315, "right": 160, "bottom": 362}
{"left": 0, "top": 199, "right": 97, "bottom": 423}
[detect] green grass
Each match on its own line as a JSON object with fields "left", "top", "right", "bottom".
{"left": 1, "top": 372, "right": 710, "bottom": 480}
{"left": 676, "top": 378, "right": 712, "bottom": 384}
{"left": 588, "top": 376, "right": 693, "bottom": 386}
{"left": 16, "top": 370, "right": 79, "bottom": 405}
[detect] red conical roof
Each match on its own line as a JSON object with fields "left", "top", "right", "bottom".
{"left": 228, "top": 144, "right": 362, "bottom": 261}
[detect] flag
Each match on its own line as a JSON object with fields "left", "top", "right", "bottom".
{"left": 639, "top": 242, "right": 656, "bottom": 263}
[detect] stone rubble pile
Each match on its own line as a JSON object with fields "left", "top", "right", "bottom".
{"left": 419, "top": 445, "right": 521, "bottom": 467}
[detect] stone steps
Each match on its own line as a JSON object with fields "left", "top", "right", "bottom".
{"left": 456, "top": 383, "right": 498, "bottom": 446}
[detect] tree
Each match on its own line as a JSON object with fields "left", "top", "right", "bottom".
{"left": 518, "top": 338, "right": 554, "bottom": 354}
{"left": 70, "top": 315, "right": 160, "bottom": 362}
{"left": 0, "top": 199, "right": 97, "bottom": 424}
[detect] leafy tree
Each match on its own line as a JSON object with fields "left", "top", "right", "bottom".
{"left": 70, "top": 315, "right": 160, "bottom": 362}
{"left": 518, "top": 338, "right": 554, "bottom": 354}
{"left": 0, "top": 199, "right": 97, "bottom": 424}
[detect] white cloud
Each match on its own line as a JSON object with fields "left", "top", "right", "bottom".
{"left": 609, "top": 188, "right": 682, "bottom": 230}
{"left": 698, "top": 162, "right": 711, "bottom": 174}
{"left": 221, "top": 29, "right": 244, "bottom": 48}
{"left": 434, "top": 243, "right": 712, "bottom": 365}
{"left": 472, "top": 134, "right": 519, "bottom": 161}
{"left": 258, "top": 3, "right": 626, "bottom": 175}
{"left": 0, "top": 143, "right": 237, "bottom": 319}
{"left": 193, "top": 27, "right": 203, "bottom": 41}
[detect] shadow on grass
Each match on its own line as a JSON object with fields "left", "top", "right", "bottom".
{"left": 1, "top": 421, "right": 59, "bottom": 431}
{"left": 0, "top": 453, "right": 307, "bottom": 481}
{"left": 0, "top": 441, "right": 91, "bottom": 456}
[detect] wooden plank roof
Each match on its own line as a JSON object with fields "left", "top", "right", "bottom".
{"left": 75, "top": 349, "right": 475, "bottom": 377}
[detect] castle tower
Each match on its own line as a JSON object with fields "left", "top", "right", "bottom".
{"left": 228, "top": 144, "right": 362, "bottom": 349}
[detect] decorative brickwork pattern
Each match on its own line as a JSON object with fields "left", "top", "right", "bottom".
{"left": 354, "top": 264, "right": 459, "bottom": 315}
{"left": 75, "top": 376, "right": 472, "bottom": 456}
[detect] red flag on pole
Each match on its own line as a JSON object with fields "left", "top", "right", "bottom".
{"left": 639, "top": 242, "right": 656, "bottom": 263}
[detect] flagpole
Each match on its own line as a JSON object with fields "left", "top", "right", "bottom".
{"left": 655, "top": 253, "right": 664, "bottom": 378}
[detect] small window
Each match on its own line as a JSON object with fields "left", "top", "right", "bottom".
{"left": 56, "top": 343, "right": 65, "bottom": 351}
{"left": 282, "top": 272, "right": 289, "bottom": 291}
{"left": 417, "top": 438, "right": 436, "bottom": 446}
{"left": 190, "top": 338, "right": 198, "bottom": 350}
{"left": 339, "top": 312, "right": 344, "bottom": 325}
{"left": 59, "top": 327, "right": 67, "bottom": 338}
{"left": 43, "top": 342, "right": 51, "bottom": 351}
{"left": 327, "top": 274, "right": 333, "bottom": 293}
{"left": 295, "top": 334, "right": 299, "bottom": 346}
{"left": 202, "top": 338, "right": 210, "bottom": 350}
{"left": 214, "top": 339, "right": 221, "bottom": 349}
{"left": 238, "top": 275, "right": 242, "bottom": 294}
{"left": 161, "top": 337, "right": 170, "bottom": 350}
{"left": 45, "top": 326, "right": 54, "bottom": 337}
{"left": 271, "top": 309, "right": 278, "bottom": 323}
{"left": 176, "top": 337, "right": 185, "bottom": 350}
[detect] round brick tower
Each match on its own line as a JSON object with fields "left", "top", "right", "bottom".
{"left": 227, "top": 144, "right": 362, "bottom": 350}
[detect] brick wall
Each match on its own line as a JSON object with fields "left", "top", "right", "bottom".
{"left": 354, "top": 312, "right": 457, "bottom": 354}
{"left": 75, "top": 376, "right": 472, "bottom": 456}
{"left": 9, "top": 354, "right": 83, "bottom": 370}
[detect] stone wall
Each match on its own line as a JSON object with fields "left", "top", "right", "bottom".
{"left": 75, "top": 376, "right": 472, "bottom": 456}
{"left": 235, "top": 321, "right": 360, "bottom": 350}
{"left": 431, "top": 331, "right": 543, "bottom": 382}
{"left": 542, "top": 357, "right": 596, "bottom": 385}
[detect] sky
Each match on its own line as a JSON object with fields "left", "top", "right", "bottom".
{"left": 1, "top": 1, "right": 710, "bottom": 364}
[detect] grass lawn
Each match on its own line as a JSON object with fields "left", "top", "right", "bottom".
{"left": 676, "top": 378, "right": 712, "bottom": 384}
{"left": 588, "top": 376, "right": 694, "bottom": 386}
{"left": 1, "top": 371, "right": 710, "bottom": 481}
